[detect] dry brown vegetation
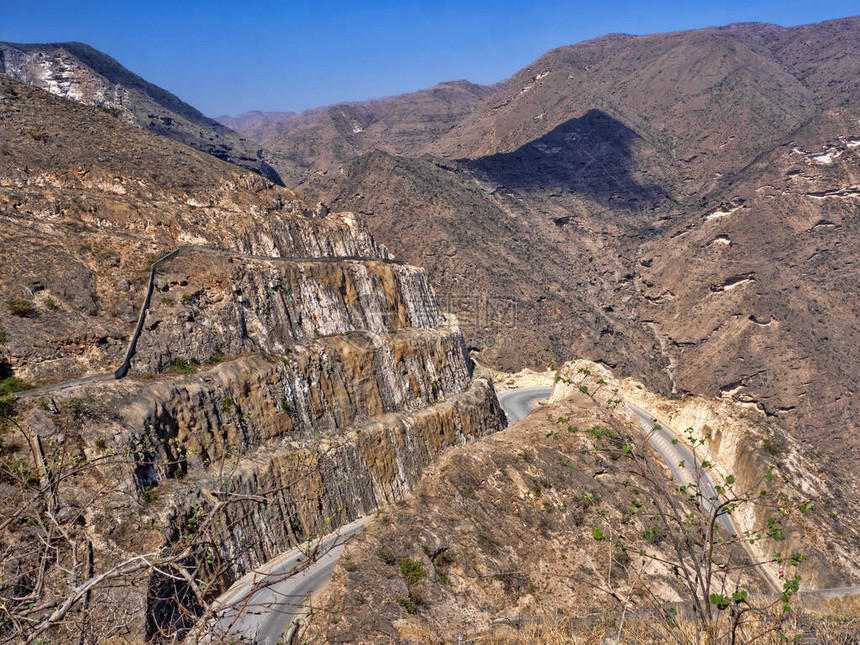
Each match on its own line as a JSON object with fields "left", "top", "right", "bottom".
{"left": 476, "top": 613, "right": 858, "bottom": 645}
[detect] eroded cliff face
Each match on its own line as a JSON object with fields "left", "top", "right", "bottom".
{"left": 0, "top": 76, "right": 505, "bottom": 643}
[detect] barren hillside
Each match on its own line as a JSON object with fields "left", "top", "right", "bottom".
{"left": 302, "top": 17, "right": 860, "bottom": 472}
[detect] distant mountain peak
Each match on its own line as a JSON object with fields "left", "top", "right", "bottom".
{"left": 0, "top": 40, "right": 284, "bottom": 184}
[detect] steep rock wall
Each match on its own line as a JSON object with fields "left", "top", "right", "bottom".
{"left": 109, "top": 328, "right": 473, "bottom": 482}
{"left": 159, "top": 378, "right": 503, "bottom": 577}
{"left": 10, "top": 204, "right": 505, "bottom": 641}
{"left": 133, "top": 254, "right": 441, "bottom": 374}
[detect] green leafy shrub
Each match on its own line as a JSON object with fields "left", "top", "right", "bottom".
{"left": 5, "top": 300, "right": 35, "bottom": 317}
{"left": 0, "top": 377, "right": 32, "bottom": 396}
{"left": 578, "top": 490, "right": 595, "bottom": 507}
{"left": 0, "top": 395, "right": 16, "bottom": 419}
{"left": 167, "top": 358, "right": 197, "bottom": 375}
{"left": 139, "top": 486, "right": 159, "bottom": 505}
{"left": 399, "top": 558, "right": 426, "bottom": 585}
{"left": 644, "top": 525, "right": 662, "bottom": 543}
{"left": 397, "top": 594, "right": 418, "bottom": 613}
{"left": 222, "top": 397, "right": 235, "bottom": 414}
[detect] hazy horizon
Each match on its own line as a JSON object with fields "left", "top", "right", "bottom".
{"left": 1, "top": 0, "right": 857, "bottom": 117}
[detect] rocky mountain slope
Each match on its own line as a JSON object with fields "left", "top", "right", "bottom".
{"left": 306, "top": 151, "right": 671, "bottom": 385}
{"left": 0, "top": 41, "right": 284, "bottom": 183}
{"left": 299, "top": 16, "right": 860, "bottom": 475}
{"left": 0, "top": 74, "right": 505, "bottom": 643}
{"left": 304, "top": 360, "right": 860, "bottom": 642}
{"left": 220, "top": 80, "right": 497, "bottom": 186}
{"left": 215, "top": 109, "right": 296, "bottom": 132}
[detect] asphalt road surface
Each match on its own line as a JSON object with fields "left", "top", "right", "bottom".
{"left": 626, "top": 403, "right": 737, "bottom": 536}
{"left": 202, "top": 389, "right": 856, "bottom": 643}
{"left": 210, "top": 517, "right": 368, "bottom": 644}
{"left": 498, "top": 386, "right": 553, "bottom": 424}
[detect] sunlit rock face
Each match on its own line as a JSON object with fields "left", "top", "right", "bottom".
{"left": 0, "top": 74, "right": 506, "bottom": 641}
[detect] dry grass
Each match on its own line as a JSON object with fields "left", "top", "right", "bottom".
{"left": 476, "top": 612, "right": 859, "bottom": 645}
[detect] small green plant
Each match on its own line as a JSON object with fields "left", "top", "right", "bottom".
{"left": 644, "top": 525, "right": 662, "bottom": 543}
{"left": 0, "top": 394, "right": 16, "bottom": 419}
{"left": 160, "top": 296, "right": 175, "bottom": 305}
{"left": 139, "top": 486, "right": 159, "bottom": 505}
{"left": 0, "top": 329, "right": 7, "bottom": 343}
{"left": 0, "top": 377, "right": 32, "bottom": 396}
{"left": 94, "top": 437, "right": 107, "bottom": 451}
{"left": 5, "top": 300, "right": 35, "bottom": 317}
{"left": 578, "top": 490, "right": 595, "bottom": 507}
{"left": 168, "top": 358, "right": 197, "bottom": 375}
{"left": 399, "top": 558, "right": 426, "bottom": 585}
{"left": 397, "top": 594, "right": 418, "bottom": 613}
{"left": 222, "top": 397, "right": 235, "bottom": 414}
{"left": 280, "top": 398, "right": 290, "bottom": 413}
{"left": 181, "top": 294, "right": 191, "bottom": 305}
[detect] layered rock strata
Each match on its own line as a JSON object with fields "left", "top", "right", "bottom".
{"left": 0, "top": 75, "right": 506, "bottom": 642}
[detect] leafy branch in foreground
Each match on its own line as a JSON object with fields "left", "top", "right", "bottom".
{"left": 0, "top": 396, "right": 346, "bottom": 644}
{"left": 553, "top": 366, "right": 811, "bottom": 645}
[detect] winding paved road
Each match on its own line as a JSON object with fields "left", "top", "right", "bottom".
{"left": 624, "top": 403, "right": 860, "bottom": 601}
{"left": 208, "top": 390, "right": 551, "bottom": 643}
{"left": 211, "top": 517, "right": 368, "bottom": 644}
{"left": 624, "top": 402, "right": 791, "bottom": 593}
{"left": 626, "top": 403, "right": 736, "bottom": 536}
{"left": 498, "top": 386, "right": 553, "bottom": 424}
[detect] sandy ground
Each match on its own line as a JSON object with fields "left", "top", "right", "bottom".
{"left": 473, "top": 358, "right": 556, "bottom": 392}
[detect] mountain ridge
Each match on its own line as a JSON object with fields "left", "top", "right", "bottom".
{"left": 300, "top": 15, "right": 860, "bottom": 474}
{"left": 0, "top": 40, "right": 286, "bottom": 184}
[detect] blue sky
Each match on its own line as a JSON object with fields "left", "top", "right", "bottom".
{"left": 1, "top": 1, "right": 856, "bottom": 117}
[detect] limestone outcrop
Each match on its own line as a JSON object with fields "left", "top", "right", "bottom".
{"left": 0, "top": 75, "right": 505, "bottom": 642}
